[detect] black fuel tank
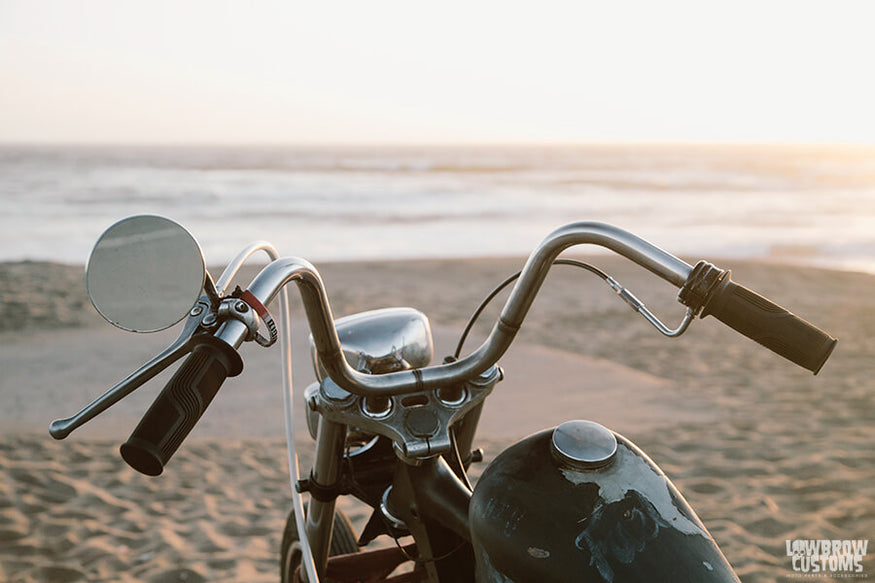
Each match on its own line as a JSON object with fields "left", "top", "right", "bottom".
{"left": 469, "top": 421, "right": 740, "bottom": 582}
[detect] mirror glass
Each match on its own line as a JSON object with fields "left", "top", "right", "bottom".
{"left": 86, "top": 215, "right": 206, "bottom": 332}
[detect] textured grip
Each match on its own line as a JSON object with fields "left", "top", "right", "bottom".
{"left": 701, "top": 276, "right": 837, "bottom": 374}
{"left": 120, "top": 336, "right": 243, "bottom": 475}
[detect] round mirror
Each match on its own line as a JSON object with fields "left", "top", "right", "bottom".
{"left": 86, "top": 215, "right": 206, "bottom": 332}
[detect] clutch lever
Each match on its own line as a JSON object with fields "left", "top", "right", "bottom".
{"left": 49, "top": 297, "right": 211, "bottom": 440}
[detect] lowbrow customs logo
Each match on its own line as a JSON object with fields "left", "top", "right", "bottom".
{"left": 786, "top": 539, "right": 869, "bottom": 577}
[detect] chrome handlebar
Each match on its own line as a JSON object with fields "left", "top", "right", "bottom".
{"left": 51, "top": 221, "right": 692, "bottom": 435}
{"left": 216, "top": 221, "right": 693, "bottom": 397}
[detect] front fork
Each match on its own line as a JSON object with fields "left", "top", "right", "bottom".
{"left": 304, "top": 418, "right": 348, "bottom": 580}
{"left": 303, "top": 417, "right": 478, "bottom": 583}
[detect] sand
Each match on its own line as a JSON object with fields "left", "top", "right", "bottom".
{"left": 1, "top": 256, "right": 873, "bottom": 582}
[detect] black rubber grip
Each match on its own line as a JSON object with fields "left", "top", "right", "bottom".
{"left": 701, "top": 274, "right": 837, "bottom": 375}
{"left": 120, "top": 335, "right": 243, "bottom": 475}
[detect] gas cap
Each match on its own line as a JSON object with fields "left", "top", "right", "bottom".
{"left": 551, "top": 420, "right": 617, "bottom": 470}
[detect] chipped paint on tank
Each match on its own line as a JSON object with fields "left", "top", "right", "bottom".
{"left": 558, "top": 442, "right": 711, "bottom": 581}
{"left": 561, "top": 442, "right": 707, "bottom": 538}
{"left": 574, "top": 490, "right": 676, "bottom": 581}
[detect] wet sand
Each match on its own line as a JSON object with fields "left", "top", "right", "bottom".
{"left": 1, "top": 257, "right": 873, "bottom": 582}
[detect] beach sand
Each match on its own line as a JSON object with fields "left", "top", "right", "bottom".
{"left": 1, "top": 257, "right": 872, "bottom": 582}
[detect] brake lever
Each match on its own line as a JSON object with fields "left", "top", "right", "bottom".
{"left": 49, "top": 297, "right": 210, "bottom": 440}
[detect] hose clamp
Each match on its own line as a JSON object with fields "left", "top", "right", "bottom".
{"left": 240, "top": 289, "right": 278, "bottom": 347}
{"left": 219, "top": 287, "right": 278, "bottom": 348}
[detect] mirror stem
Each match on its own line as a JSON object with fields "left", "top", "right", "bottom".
{"left": 203, "top": 270, "right": 222, "bottom": 311}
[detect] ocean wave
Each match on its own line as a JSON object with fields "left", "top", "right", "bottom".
{"left": 2, "top": 144, "right": 874, "bottom": 270}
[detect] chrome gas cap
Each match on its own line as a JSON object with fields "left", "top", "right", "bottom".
{"left": 551, "top": 420, "right": 617, "bottom": 470}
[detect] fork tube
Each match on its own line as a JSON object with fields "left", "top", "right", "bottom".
{"left": 306, "top": 418, "right": 348, "bottom": 575}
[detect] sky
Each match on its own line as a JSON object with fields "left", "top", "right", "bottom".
{"left": 1, "top": 0, "right": 874, "bottom": 145}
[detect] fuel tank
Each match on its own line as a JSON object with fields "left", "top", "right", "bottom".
{"left": 469, "top": 420, "right": 740, "bottom": 582}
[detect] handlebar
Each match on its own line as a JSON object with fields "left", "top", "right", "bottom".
{"left": 52, "top": 220, "right": 838, "bottom": 445}
{"left": 214, "top": 222, "right": 835, "bottom": 393}
{"left": 213, "top": 222, "right": 694, "bottom": 397}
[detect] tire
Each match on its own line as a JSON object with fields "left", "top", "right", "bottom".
{"left": 280, "top": 504, "right": 359, "bottom": 583}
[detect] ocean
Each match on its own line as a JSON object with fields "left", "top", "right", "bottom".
{"left": 2, "top": 143, "right": 874, "bottom": 273}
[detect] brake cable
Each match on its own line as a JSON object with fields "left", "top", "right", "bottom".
{"left": 453, "top": 258, "right": 694, "bottom": 359}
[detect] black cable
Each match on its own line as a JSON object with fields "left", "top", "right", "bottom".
{"left": 453, "top": 259, "right": 610, "bottom": 359}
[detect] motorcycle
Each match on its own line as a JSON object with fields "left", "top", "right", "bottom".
{"left": 50, "top": 215, "right": 837, "bottom": 582}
